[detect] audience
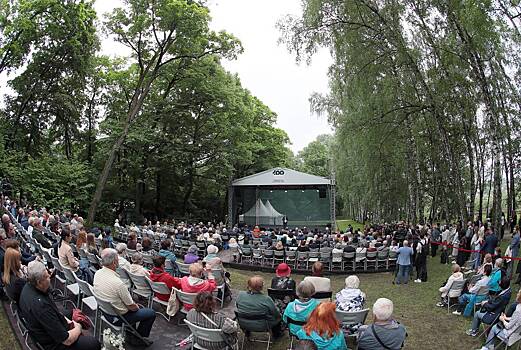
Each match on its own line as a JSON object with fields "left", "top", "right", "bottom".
{"left": 203, "top": 245, "right": 219, "bottom": 262}
{"left": 158, "top": 239, "right": 177, "bottom": 275}
{"left": 19, "top": 260, "right": 101, "bottom": 350}
{"left": 283, "top": 280, "right": 319, "bottom": 335}
{"left": 93, "top": 248, "right": 156, "bottom": 345}
{"left": 236, "top": 275, "right": 282, "bottom": 339}
{"left": 115, "top": 243, "right": 131, "bottom": 271}
{"left": 357, "top": 298, "right": 407, "bottom": 350}
{"left": 437, "top": 263, "right": 464, "bottom": 307}
{"left": 467, "top": 279, "right": 512, "bottom": 337}
{"left": 478, "top": 289, "right": 521, "bottom": 350}
{"left": 3, "top": 248, "right": 26, "bottom": 304}
{"left": 304, "top": 262, "right": 331, "bottom": 297}
{"left": 129, "top": 252, "right": 149, "bottom": 276}
{"left": 454, "top": 264, "right": 493, "bottom": 316}
{"left": 148, "top": 255, "right": 181, "bottom": 301}
{"left": 296, "top": 302, "right": 347, "bottom": 350}
{"left": 186, "top": 291, "right": 238, "bottom": 350}
{"left": 184, "top": 245, "right": 200, "bottom": 264}
{"left": 58, "top": 229, "right": 92, "bottom": 283}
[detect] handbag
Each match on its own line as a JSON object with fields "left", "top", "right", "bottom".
{"left": 166, "top": 288, "right": 179, "bottom": 316}
{"left": 72, "top": 308, "right": 92, "bottom": 330}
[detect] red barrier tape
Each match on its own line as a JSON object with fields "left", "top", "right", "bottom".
{"left": 430, "top": 241, "right": 521, "bottom": 261}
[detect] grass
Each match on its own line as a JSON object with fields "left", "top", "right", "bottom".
{"left": 0, "top": 304, "right": 22, "bottom": 350}
{"left": 336, "top": 219, "right": 365, "bottom": 231}
{"left": 228, "top": 254, "right": 518, "bottom": 350}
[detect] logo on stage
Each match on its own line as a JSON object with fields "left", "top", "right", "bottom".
{"left": 272, "top": 169, "right": 285, "bottom": 176}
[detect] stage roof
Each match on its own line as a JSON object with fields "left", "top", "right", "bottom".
{"left": 232, "top": 168, "right": 332, "bottom": 187}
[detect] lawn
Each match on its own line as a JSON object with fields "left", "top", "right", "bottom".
{"left": 0, "top": 304, "right": 21, "bottom": 350}
{"left": 228, "top": 254, "right": 513, "bottom": 350}
{"left": 336, "top": 219, "right": 365, "bottom": 231}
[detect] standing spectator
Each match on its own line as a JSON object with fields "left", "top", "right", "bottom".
{"left": 430, "top": 224, "right": 441, "bottom": 257}
{"left": 482, "top": 228, "right": 499, "bottom": 255}
{"left": 19, "top": 260, "right": 101, "bottom": 350}
{"left": 236, "top": 276, "right": 282, "bottom": 339}
{"left": 296, "top": 302, "right": 347, "bottom": 350}
{"left": 508, "top": 226, "right": 520, "bottom": 279}
{"left": 357, "top": 298, "right": 407, "bottom": 350}
{"left": 93, "top": 249, "right": 156, "bottom": 344}
{"left": 395, "top": 240, "right": 413, "bottom": 285}
{"left": 414, "top": 233, "right": 428, "bottom": 283}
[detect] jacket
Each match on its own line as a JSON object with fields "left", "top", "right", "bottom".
{"left": 158, "top": 249, "right": 177, "bottom": 274}
{"left": 283, "top": 298, "right": 319, "bottom": 334}
{"left": 295, "top": 329, "right": 347, "bottom": 350}
{"left": 482, "top": 287, "right": 512, "bottom": 323}
{"left": 236, "top": 291, "right": 281, "bottom": 331}
{"left": 482, "top": 234, "right": 499, "bottom": 254}
{"left": 502, "top": 304, "right": 521, "bottom": 343}
{"left": 439, "top": 272, "right": 464, "bottom": 298}
{"left": 179, "top": 276, "right": 216, "bottom": 310}
{"left": 148, "top": 267, "right": 182, "bottom": 301}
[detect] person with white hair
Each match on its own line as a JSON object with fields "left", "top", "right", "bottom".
{"left": 115, "top": 243, "right": 131, "bottom": 271}
{"left": 93, "top": 248, "right": 155, "bottom": 345}
{"left": 357, "top": 298, "right": 407, "bottom": 350}
{"left": 203, "top": 244, "right": 219, "bottom": 262}
{"left": 19, "top": 260, "right": 101, "bottom": 350}
{"left": 336, "top": 275, "right": 366, "bottom": 333}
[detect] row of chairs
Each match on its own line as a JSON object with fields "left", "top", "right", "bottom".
{"left": 239, "top": 248, "right": 397, "bottom": 271}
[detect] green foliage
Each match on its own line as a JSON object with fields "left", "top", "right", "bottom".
{"left": 296, "top": 134, "right": 333, "bottom": 177}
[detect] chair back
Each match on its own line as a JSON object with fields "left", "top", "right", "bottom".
{"left": 176, "top": 262, "right": 191, "bottom": 275}
{"left": 184, "top": 319, "right": 226, "bottom": 343}
{"left": 116, "top": 267, "right": 132, "bottom": 283}
{"left": 50, "top": 256, "right": 64, "bottom": 273}
{"left": 87, "top": 252, "right": 100, "bottom": 266}
{"left": 476, "top": 284, "right": 490, "bottom": 296}
{"left": 127, "top": 271, "right": 152, "bottom": 295}
{"left": 93, "top": 294, "right": 119, "bottom": 317}
{"left": 268, "top": 288, "right": 296, "bottom": 301}
{"left": 308, "top": 251, "right": 319, "bottom": 259}
{"left": 366, "top": 251, "right": 377, "bottom": 259}
{"left": 62, "top": 266, "right": 77, "bottom": 285}
{"left": 274, "top": 250, "right": 285, "bottom": 258}
{"left": 77, "top": 248, "right": 87, "bottom": 259}
{"left": 335, "top": 308, "right": 369, "bottom": 325}
{"left": 285, "top": 316, "right": 306, "bottom": 336}
{"left": 388, "top": 250, "right": 398, "bottom": 259}
{"left": 343, "top": 251, "right": 355, "bottom": 259}
{"left": 377, "top": 250, "right": 389, "bottom": 259}
{"left": 297, "top": 251, "right": 308, "bottom": 260}
{"left": 264, "top": 250, "right": 274, "bottom": 258}
{"left": 253, "top": 248, "right": 262, "bottom": 257}
{"left": 448, "top": 279, "right": 466, "bottom": 295}
{"left": 142, "top": 254, "right": 154, "bottom": 267}
{"left": 234, "top": 311, "right": 269, "bottom": 332}
{"left": 76, "top": 278, "right": 94, "bottom": 298}
{"left": 146, "top": 278, "right": 171, "bottom": 295}
{"left": 332, "top": 252, "right": 343, "bottom": 262}
{"left": 320, "top": 251, "right": 331, "bottom": 259}
{"left": 286, "top": 250, "right": 296, "bottom": 259}
{"left": 174, "top": 287, "right": 197, "bottom": 307}
{"left": 355, "top": 251, "right": 366, "bottom": 260}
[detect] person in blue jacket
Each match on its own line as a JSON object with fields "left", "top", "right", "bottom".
{"left": 296, "top": 302, "right": 347, "bottom": 350}
{"left": 158, "top": 239, "right": 178, "bottom": 276}
{"left": 283, "top": 280, "right": 319, "bottom": 335}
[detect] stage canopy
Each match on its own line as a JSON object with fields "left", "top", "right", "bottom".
{"left": 228, "top": 168, "right": 336, "bottom": 228}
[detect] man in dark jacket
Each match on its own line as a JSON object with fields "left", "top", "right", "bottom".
{"left": 466, "top": 279, "right": 511, "bottom": 336}
{"left": 481, "top": 229, "right": 499, "bottom": 255}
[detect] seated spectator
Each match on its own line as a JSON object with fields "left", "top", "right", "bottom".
{"left": 297, "top": 240, "right": 310, "bottom": 252}
{"left": 86, "top": 233, "right": 99, "bottom": 256}
{"left": 115, "top": 243, "right": 131, "bottom": 271}
{"left": 467, "top": 279, "right": 512, "bottom": 337}
{"left": 158, "top": 239, "right": 177, "bottom": 275}
{"left": 283, "top": 280, "right": 319, "bottom": 335}
{"left": 32, "top": 218, "right": 52, "bottom": 249}
{"left": 3, "top": 248, "right": 26, "bottom": 304}
{"left": 304, "top": 262, "right": 331, "bottom": 295}
{"left": 488, "top": 258, "right": 505, "bottom": 295}
{"left": 437, "top": 263, "right": 464, "bottom": 307}
{"left": 149, "top": 256, "right": 182, "bottom": 301}
{"left": 273, "top": 241, "right": 286, "bottom": 255}
{"left": 75, "top": 230, "right": 87, "bottom": 250}
{"left": 127, "top": 233, "right": 137, "bottom": 250}
{"left": 478, "top": 254, "right": 494, "bottom": 275}
{"left": 271, "top": 263, "right": 297, "bottom": 313}
{"left": 186, "top": 291, "right": 238, "bottom": 350}
{"left": 179, "top": 263, "right": 217, "bottom": 310}
{"left": 336, "top": 275, "right": 366, "bottom": 312}
{"left": 478, "top": 289, "right": 521, "bottom": 350}
{"left": 296, "top": 302, "right": 347, "bottom": 350}
{"left": 332, "top": 243, "right": 344, "bottom": 254}
{"left": 141, "top": 237, "right": 153, "bottom": 252}
{"left": 58, "top": 229, "right": 92, "bottom": 283}
{"left": 357, "top": 298, "right": 407, "bottom": 350}
{"left": 454, "top": 264, "right": 493, "bottom": 316}
{"left": 93, "top": 248, "right": 156, "bottom": 344}
{"left": 203, "top": 245, "right": 219, "bottom": 262}
{"left": 343, "top": 244, "right": 356, "bottom": 253}
{"left": 236, "top": 275, "right": 282, "bottom": 338}
{"left": 20, "top": 260, "right": 101, "bottom": 350}
{"left": 129, "top": 252, "right": 149, "bottom": 276}
{"left": 185, "top": 245, "right": 200, "bottom": 264}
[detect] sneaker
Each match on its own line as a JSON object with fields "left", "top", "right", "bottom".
{"left": 436, "top": 302, "right": 446, "bottom": 307}
{"left": 414, "top": 279, "right": 422, "bottom": 283}
{"left": 466, "top": 329, "right": 478, "bottom": 337}
{"left": 452, "top": 310, "right": 462, "bottom": 315}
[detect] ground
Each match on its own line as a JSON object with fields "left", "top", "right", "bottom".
{"left": 336, "top": 220, "right": 365, "bottom": 231}
{"left": 2, "top": 251, "right": 515, "bottom": 349}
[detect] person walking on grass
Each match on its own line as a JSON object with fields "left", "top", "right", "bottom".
{"left": 395, "top": 240, "right": 413, "bottom": 285}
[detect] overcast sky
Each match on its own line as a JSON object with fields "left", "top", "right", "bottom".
{"left": 95, "top": 0, "right": 333, "bottom": 153}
